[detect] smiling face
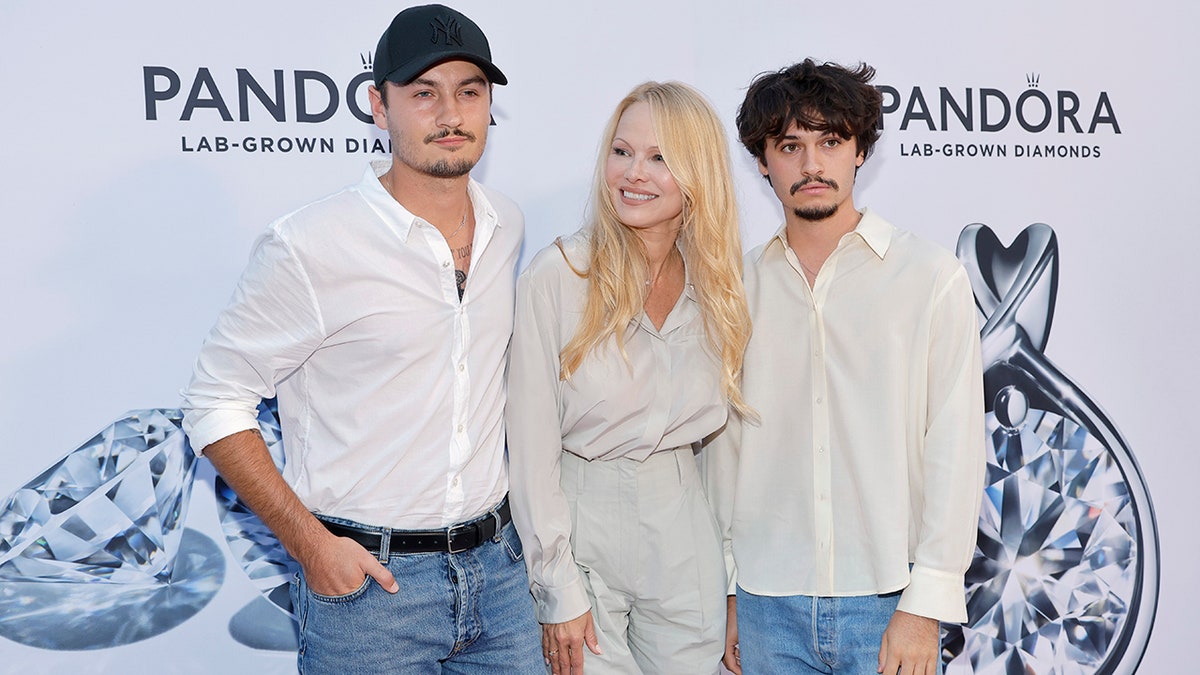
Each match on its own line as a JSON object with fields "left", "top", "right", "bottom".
{"left": 760, "top": 121, "right": 864, "bottom": 223}
{"left": 369, "top": 60, "right": 492, "bottom": 180}
{"left": 603, "top": 101, "right": 685, "bottom": 236}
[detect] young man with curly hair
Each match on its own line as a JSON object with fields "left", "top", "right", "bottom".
{"left": 707, "top": 59, "right": 986, "bottom": 675}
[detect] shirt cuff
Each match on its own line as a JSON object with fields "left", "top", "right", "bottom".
{"left": 896, "top": 564, "right": 968, "bottom": 623}
{"left": 182, "top": 408, "right": 262, "bottom": 456}
{"left": 725, "top": 550, "right": 738, "bottom": 596}
{"left": 531, "top": 576, "right": 593, "bottom": 625}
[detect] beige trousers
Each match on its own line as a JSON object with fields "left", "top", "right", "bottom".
{"left": 561, "top": 446, "right": 726, "bottom": 675}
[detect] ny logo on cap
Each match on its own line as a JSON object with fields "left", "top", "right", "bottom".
{"left": 430, "top": 16, "right": 463, "bottom": 46}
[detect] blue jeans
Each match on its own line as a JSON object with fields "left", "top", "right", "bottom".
{"left": 738, "top": 587, "right": 937, "bottom": 674}
{"left": 290, "top": 520, "right": 543, "bottom": 674}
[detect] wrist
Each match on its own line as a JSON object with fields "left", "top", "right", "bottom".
{"left": 284, "top": 516, "right": 337, "bottom": 567}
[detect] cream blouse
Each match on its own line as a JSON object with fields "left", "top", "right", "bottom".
{"left": 506, "top": 231, "right": 727, "bottom": 623}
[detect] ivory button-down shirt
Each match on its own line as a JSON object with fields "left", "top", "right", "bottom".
{"left": 705, "top": 209, "right": 985, "bottom": 622}
{"left": 182, "top": 161, "right": 520, "bottom": 529}
{"left": 507, "top": 232, "right": 727, "bottom": 623}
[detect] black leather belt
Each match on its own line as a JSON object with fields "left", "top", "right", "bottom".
{"left": 319, "top": 499, "right": 510, "bottom": 555}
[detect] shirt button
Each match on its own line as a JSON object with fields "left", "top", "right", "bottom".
{"left": 458, "top": 364, "right": 465, "bottom": 372}
{"left": 817, "top": 446, "right": 825, "bottom": 453}
{"left": 452, "top": 477, "right": 460, "bottom": 487}
{"left": 443, "top": 261, "right": 450, "bottom": 268}
{"left": 815, "top": 396, "right": 823, "bottom": 404}
{"left": 457, "top": 424, "right": 464, "bottom": 433}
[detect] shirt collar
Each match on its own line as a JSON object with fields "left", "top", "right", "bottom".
{"left": 757, "top": 207, "right": 894, "bottom": 261}
{"left": 682, "top": 280, "right": 698, "bottom": 303}
{"left": 361, "top": 159, "right": 498, "bottom": 242}
{"left": 852, "top": 208, "right": 893, "bottom": 259}
{"left": 760, "top": 223, "right": 790, "bottom": 262}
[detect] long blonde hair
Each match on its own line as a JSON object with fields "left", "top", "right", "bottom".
{"left": 558, "top": 81, "right": 752, "bottom": 415}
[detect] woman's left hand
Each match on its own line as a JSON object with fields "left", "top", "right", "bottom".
{"left": 543, "top": 611, "right": 602, "bottom": 674}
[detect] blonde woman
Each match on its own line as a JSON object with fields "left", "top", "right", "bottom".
{"left": 507, "top": 82, "right": 751, "bottom": 675}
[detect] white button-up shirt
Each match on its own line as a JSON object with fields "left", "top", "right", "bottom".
{"left": 182, "top": 161, "right": 520, "bottom": 529}
{"left": 705, "top": 209, "right": 985, "bottom": 622}
{"left": 507, "top": 232, "right": 727, "bottom": 623}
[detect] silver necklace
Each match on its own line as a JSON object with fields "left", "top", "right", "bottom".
{"left": 386, "top": 173, "right": 468, "bottom": 239}
{"left": 645, "top": 250, "right": 680, "bottom": 287}
{"left": 445, "top": 211, "right": 468, "bottom": 239}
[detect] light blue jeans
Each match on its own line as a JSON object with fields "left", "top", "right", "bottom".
{"left": 289, "top": 520, "right": 543, "bottom": 674}
{"left": 737, "top": 587, "right": 940, "bottom": 674}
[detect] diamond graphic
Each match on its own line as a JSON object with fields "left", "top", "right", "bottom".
{"left": 0, "top": 409, "right": 198, "bottom": 584}
{"left": 947, "top": 223, "right": 1158, "bottom": 674}
{"left": 0, "top": 527, "right": 224, "bottom": 650}
{"left": 215, "top": 400, "right": 301, "bottom": 616}
{"left": 944, "top": 408, "right": 1137, "bottom": 674}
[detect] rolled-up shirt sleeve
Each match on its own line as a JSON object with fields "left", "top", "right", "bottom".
{"left": 505, "top": 262, "right": 592, "bottom": 624}
{"left": 181, "top": 227, "right": 324, "bottom": 454}
{"left": 897, "top": 265, "right": 986, "bottom": 623}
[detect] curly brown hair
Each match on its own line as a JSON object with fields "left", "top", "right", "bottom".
{"left": 736, "top": 59, "right": 882, "bottom": 170}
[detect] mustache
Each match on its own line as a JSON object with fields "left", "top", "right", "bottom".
{"left": 789, "top": 176, "right": 838, "bottom": 195}
{"left": 424, "top": 128, "right": 477, "bottom": 144}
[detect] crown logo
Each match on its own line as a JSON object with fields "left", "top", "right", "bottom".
{"left": 1026, "top": 72, "right": 1040, "bottom": 88}
{"left": 430, "top": 16, "right": 463, "bottom": 46}
{"left": 361, "top": 52, "right": 373, "bottom": 71}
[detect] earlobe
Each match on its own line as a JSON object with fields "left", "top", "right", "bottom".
{"left": 368, "top": 85, "right": 388, "bottom": 130}
{"left": 758, "top": 158, "right": 774, "bottom": 186}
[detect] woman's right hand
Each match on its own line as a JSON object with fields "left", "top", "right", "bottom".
{"left": 722, "top": 595, "right": 741, "bottom": 674}
{"left": 543, "top": 611, "right": 602, "bottom": 674}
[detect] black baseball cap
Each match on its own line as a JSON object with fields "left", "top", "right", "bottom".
{"left": 373, "top": 4, "right": 507, "bottom": 88}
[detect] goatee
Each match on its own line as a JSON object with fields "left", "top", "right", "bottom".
{"left": 425, "top": 158, "right": 476, "bottom": 178}
{"left": 423, "top": 129, "right": 478, "bottom": 177}
{"left": 793, "top": 204, "right": 839, "bottom": 221}
{"left": 788, "top": 176, "right": 840, "bottom": 221}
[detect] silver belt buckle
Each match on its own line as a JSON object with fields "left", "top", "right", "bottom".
{"left": 446, "top": 523, "right": 473, "bottom": 554}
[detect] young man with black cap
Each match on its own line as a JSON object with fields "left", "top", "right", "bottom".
{"left": 705, "top": 59, "right": 985, "bottom": 675}
{"left": 181, "top": 5, "right": 543, "bottom": 671}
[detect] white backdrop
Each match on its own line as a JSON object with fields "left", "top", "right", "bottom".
{"left": 1, "top": 1, "right": 1194, "bottom": 672}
